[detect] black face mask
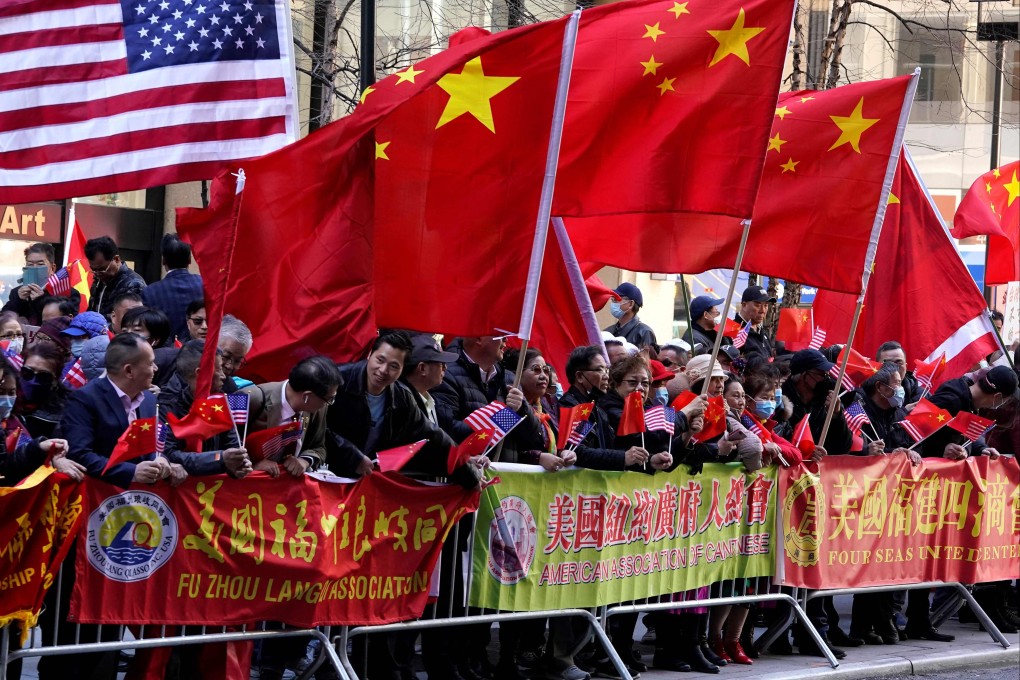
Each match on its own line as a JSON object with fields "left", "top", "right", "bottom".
{"left": 20, "top": 376, "right": 52, "bottom": 404}
{"left": 578, "top": 373, "right": 605, "bottom": 400}
{"left": 812, "top": 375, "right": 837, "bottom": 401}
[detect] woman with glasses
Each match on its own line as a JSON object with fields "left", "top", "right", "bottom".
{"left": 16, "top": 343, "right": 72, "bottom": 440}
{"left": 0, "top": 311, "right": 26, "bottom": 355}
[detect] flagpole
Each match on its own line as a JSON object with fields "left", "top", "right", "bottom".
{"left": 702, "top": 219, "right": 752, "bottom": 397}
{"left": 680, "top": 274, "right": 693, "bottom": 346}
{"left": 817, "top": 69, "right": 919, "bottom": 448}
{"left": 551, "top": 217, "right": 606, "bottom": 355}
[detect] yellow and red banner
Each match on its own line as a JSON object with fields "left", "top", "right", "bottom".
{"left": 780, "top": 456, "right": 1020, "bottom": 589}
{"left": 0, "top": 468, "right": 84, "bottom": 640}
{"left": 71, "top": 472, "right": 477, "bottom": 627}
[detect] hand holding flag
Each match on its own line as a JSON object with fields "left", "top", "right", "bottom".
{"left": 448, "top": 429, "right": 495, "bottom": 475}
{"left": 617, "top": 391, "right": 646, "bottom": 436}
{"left": 103, "top": 417, "right": 158, "bottom": 474}
{"left": 897, "top": 398, "right": 953, "bottom": 445}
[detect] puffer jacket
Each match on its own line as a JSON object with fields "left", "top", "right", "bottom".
{"left": 79, "top": 335, "right": 110, "bottom": 382}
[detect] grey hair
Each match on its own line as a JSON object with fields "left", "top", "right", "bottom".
{"left": 218, "top": 314, "right": 253, "bottom": 351}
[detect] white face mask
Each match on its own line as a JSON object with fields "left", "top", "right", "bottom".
{"left": 6, "top": 338, "right": 23, "bottom": 355}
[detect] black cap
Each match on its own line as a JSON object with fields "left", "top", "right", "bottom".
{"left": 690, "top": 295, "right": 724, "bottom": 320}
{"left": 613, "top": 282, "right": 644, "bottom": 307}
{"left": 978, "top": 365, "right": 1019, "bottom": 396}
{"left": 409, "top": 335, "right": 458, "bottom": 365}
{"left": 741, "top": 285, "right": 777, "bottom": 304}
{"left": 790, "top": 349, "right": 835, "bottom": 375}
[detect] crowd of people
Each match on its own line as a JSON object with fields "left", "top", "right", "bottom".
{"left": 0, "top": 238, "right": 1018, "bottom": 680}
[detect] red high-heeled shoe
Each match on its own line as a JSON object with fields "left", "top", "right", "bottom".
{"left": 710, "top": 638, "right": 732, "bottom": 663}
{"left": 724, "top": 639, "right": 754, "bottom": 665}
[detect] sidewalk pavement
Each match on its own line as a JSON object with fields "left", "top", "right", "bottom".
{"left": 634, "top": 595, "right": 1019, "bottom": 680}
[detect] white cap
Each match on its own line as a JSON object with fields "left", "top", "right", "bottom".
{"left": 663, "top": 338, "right": 692, "bottom": 352}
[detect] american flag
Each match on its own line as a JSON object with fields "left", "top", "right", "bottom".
{"left": 566, "top": 421, "right": 594, "bottom": 447}
{"left": 947, "top": 411, "right": 995, "bottom": 443}
{"left": 732, "top": 321, "right": 751, "bottom": 349}
{"left": 155, "top": 420, "right": 167, "bottom": 454}
{"left": 226, "top": 392, "right": 249, "bottom": 425}
{"left": 464, "top": 401, "right": 523, "bottom": 446}
{"left": 828, "top": 364, "right": 856, "bottom": 392}
{"left": 644, "top": 405, "right": 676, "bottom": 435}
{"left": 0, "top": 341, "right": 23, "bottom": 370}
{"left": 740, "top": 410, "right": 769, "bottom": 440}
{"left": 0, "top": 0, "right": 297, "bottom": 204}
{"left": 62, "top": 358, "right": 88, "bottom": 389}
{"left": 808, "top": 327, "right": 826, "bottom": 350}
{"left": 45, "top": 267, "right": 72, "bottom": 297}
{"left": 842, "top": 400, "right": 871, "bottom": 436}
{"left": 262, "top": 421, "right": 302, "bottom": 459}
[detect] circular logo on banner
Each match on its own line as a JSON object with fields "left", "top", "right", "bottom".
{"left": 86, "top": 491, "right": 178, "bottom": 583}
{"left": 783, "top": 472, "right": 824, "bottom": 568}
{"left": 486, "top": 495, "right": 537, "bottom": 585}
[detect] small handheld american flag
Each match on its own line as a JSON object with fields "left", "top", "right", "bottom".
{"left": 0, "top": 341, "right": 23, "bottom": 370}
{"left": 739, "top": 410, "right": 769, "bottom": 440}
{"left": 464, "top": 402, "right": 523, "bottom": 446}
{"left": 808, "top": 327, "right": 826, "bottom": 350}
{"left": 644, "top": 405, "right": 676, "bottom": 435}
{"left": 155, "top": 421, "right": 167, "bottom": 455}
{"left": 62, "top": 358, "right": 88, "bottom": 389}
{"left": 732, "top": 321, "right": 751, "bottom": 349}
{"left": 828, "top": 364, "right": 856, "bottom": 392}
{"left": 263, "top": 422, "right": 303, "bottom": 460}
{"left": 226, "top": 393, "right": 250, "bottom": 425}
{"left": 842, "top": 400, "right": 871, "bottom": 437}
{"left": 45, "top": 267, "right": 71, "bottom": 297}
{"left": 566, "top": 421, "right": 594, "bottom": 447}
{"left": 947, "top": 411, "right": 995, "bottom": 443}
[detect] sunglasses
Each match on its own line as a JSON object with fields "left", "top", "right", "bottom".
{"left": 21, "top": 365, "right": 54, "bottom": 386}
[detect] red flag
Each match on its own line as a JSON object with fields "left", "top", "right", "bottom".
{"left": 691, "top": 396, "right": 727, "bottom": 443}
{"left": 617, "top": 391, "right": 646, "bottom": 436}
{"left": 64, "top": 205, "right": 93, "bottom": 312}
{"left": 952, "top": 161, "right": 1019, "bottom": 285}
{"left": 835, "top": 345, "right": 883, "bottom": 387}
{"left": 165, "top": 395, "right": 235, "bottom": 452}
{"left": 792, "top": 414, "right": 815, "bottom": 457}
{"left": 722, "top": 318, "right": 742, "bottom": 338}
{"left": 557, "top": 402, "right": 595, "bottom": 450}
{"left": 376, "top": 440, "right": 427, "bottom": 473}
{"left": 102, "top": 417, "right": 157, "bottom": 474}
{"left": 447, "top": 429, "right": 495, "bottom": 475}
{"left": 571, "top": 75, "right": 913, "bottom": 291}
{"left": 245, "top": 422, "right": 303, "bottom": 463}
{"left": 897, "top": 399, "right": 953, "bottom": 443}
{"left": 913, "top": 353, "right": 947, "bottom": 393}
{"left": 813, "top": 153, "right": 999, "bottom": 387}
{"left": 776, "top": 308, "right": 814, "bottom": 351}
{"left": 947, "top": 411, "right": 995, "bottom": 443}
{"left": 61, "top": 358, "right": 88, "bottom": 389}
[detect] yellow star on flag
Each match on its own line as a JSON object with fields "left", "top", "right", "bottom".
{"left": 359, "top": 86, "right": 375, "bottom": 104}
{"left": 1004, "top": 170, "right": 1019, "bottom": 207}
{"left": 139, "top": 422, "right": 152, "bottom": 431}
{"left": 800, "top": 313, "right": 809, "bottom": 322}
{"left": 986, "top": 181, "right": 993, "bottom": 194}
{"left": 775, "top": 106, "right": 791, "bottom": 120}
{"left": 936, "top": 413, "right": 946, "bottom": 422}
{"left": 780, "top": 158, "right": 799, "bottom": 173}
{"left": 643, "top": 22, "right": 665, "bottom": 42}
{"left": 212, "top": 404, "right": 224, "bottom": 412}
{"left": 640, "top": 55, "right": 663, "bottom": 76}
{"left": 828, "top": 97, "right": 879, "bottom": 153}
{"left": 767, "top": 133, "right": 786, "bottom": 153}
{"left": 993, "top": 168, "right": 1001, "bottom": 179}
{"left": 668, "top": 2, "right": 690, "bottom": 19}
{"left": 799, "top": 95, "right": 815, "bottom": 103}
{"left": 657, "top": 76, "right": 676, "bottom": 95}
{"left": 888, "top": 192, "right": 900, "bottom": 204}
{"left": 375, "top": 141, "right": 390, "bottom": 160}
{"left": 435, "top": 57, "right": 519, "bottom": 133}
{"left": 395, "top": 64, "right": 424, "bottom": 84}
{"left": 707, "top": 9, "right": 765, "bottom": 67}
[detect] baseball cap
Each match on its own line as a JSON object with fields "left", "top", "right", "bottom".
{"left": 978, "top": 365, "right": 1019, "bottom": 396}
{"left": 690, "top": 295, "right": 724, "bottom": 320}
{"left": 409, "top": 335, "right": 458, "bottom": 365}
{"left": 741, "top": 285, "right": 777, "bottom": 304}
{"left": 789, "top": 349, "right": 835, "bottom": 375}
{"left": 649, "top": 360, "right": 674, "bottom": 383}
{"left": 613, "top": 282, "right": 644, "bottom": 307}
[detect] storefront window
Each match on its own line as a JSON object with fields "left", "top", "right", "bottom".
{"left": 75, "top": 190, "right": 147, "bottom": 210}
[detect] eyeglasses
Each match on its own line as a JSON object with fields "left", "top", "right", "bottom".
{"left": 622, "top": 379, "right": 650, "bottom": 388}
{"left": 528, "top": 365, "right": 551, "bottom": 375}
{"left": 20, "top": 365, "right": 54, "bottom": 385}
{"left": 660, "top": 359, "right": 676, "bottom": 368}
{"left": 220, "top": 353, "right": 247, "bottom": 369}
{"left": 90, "top": 261, "right": 114, "bottom": 275}
{"left": 584, "top": 366, "right": 609, "bottom": 375}
{"left": 0, "top": 332, "right": 24, "bottom": 340}
{"left": 188, "top": 316, "right": 208, "bottom": 327}
{"left": 315, "top": 392, "right": 336, "bottom": 406}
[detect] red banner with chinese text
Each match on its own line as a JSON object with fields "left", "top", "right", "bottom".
{"left": 71, "top": 472, "right": 478, "bottom": 626}
{"left": 779, "top": 456, "right": 1020, "bottom": 589}
{"left": 0, "top": 467, "right": 84, "bottom": 641}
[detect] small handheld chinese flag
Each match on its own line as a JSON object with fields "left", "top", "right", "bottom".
{"left": 691, "top": 396, "right": 727, "bottom": 443}
{"left": 166, "top": 394, "right": 235, "bottom": 452}
{"left": 830, "top": 346, "right": 883, "bottom": 390}
{"left": 376, "top": 440, "right": 427, "bottom": 473}
{"left": 946, "top": 411, "right": 995, "bottom": 443}
{"left": 792, "top": 414, "right": 815, "bottom": 457}
{"left": 776, "top": 308, "right": 813, "bottom": 351}
{"left": 723, "top": 318, "right": 742, "bottom": 338}
{"left": 913, "top": 352, "right": 947, "bottom": 392}
{"left": 557, "top": 402, "right": 593, "bottom": 450}
{"left": 670, "top": 390, "right": 698, "bottom": 411}
{"left": 617, "top": 391, "right": 646, "bottom": 436}
{"left": 103, "top": 417, "right": 158, "bottom": 474}
{"left": 447, "top": 428, "right": 495, "bottom": 475}
{"left": 896, "top": 398, "right": 953, "bottom": 443}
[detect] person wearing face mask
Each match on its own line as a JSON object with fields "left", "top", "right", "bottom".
{"left": 59, "top": 311, "right": 110, "bottom": 378}
{"left": 2, "top": 243, "right": 81, "bottom": 325}
{"left": 683, "top": 295, "right": 731, "bottom": 356}
{"left": 0, "top": 311, "right": 26, "bottom": 356}
{"left": 16, "top": 343, "right": 71, "bottom": 439}
{"left": 740, "top": 372, "right": 802, "bottom": 467}
{"left": 649, "top": 359, "right": 673, "bottom": 406}
{"left": 775, "top": 349, "right": 849, "bottom": 457}
{"left": 603, "top": 282, "right": 658, "bottom": 353}
{"left": 919, "top": 365, "right": 1016, "bottom": 461}
{"left": 875, "top": 340, "right": 922, "bottom": 405}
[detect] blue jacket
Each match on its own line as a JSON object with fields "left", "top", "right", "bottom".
{"left": 62, "top": 378, "right": 157, "bottom": 488}
{"left": 143, "top": 268, "right": 204, "bottom": 342}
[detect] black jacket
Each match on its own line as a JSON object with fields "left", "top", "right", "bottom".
{"left": 598, "top": 390, "right": 678, "bottom": 472}
{"left": 734, "top": 313, "right": 772, "bottom": 358}
{"left": 921, "top": 377, "right": 988, "bottom": 457}
{"left": 3, "top": 287, "right": 81, "bottom": 326}
{"left": 777, "top": 376, "right": 853, "bottom": 455}
{"left": 683, "top": 323, "right": 731, "bottom": 356}
{"left": 559, "top": 385, "right": 626, "bottom": 470}
{"left": 857, "top": 391, "right": 912, "bottom": 452}
{"left": 158, "top": 375, "right": 239, "bottom": 476}
{"left": 89, "top": 263, "right": 146, "bottom": 317}
{"left": 603, "top": 316, "right": 658, "bottom": 352}
{"left": 431, "top": 346, "right": 544, "bottom": 452}
{"left": 0, "top": 421, "right": 46, "bottom": 486}
{"left": 326, "top": 361, "right": 455, "bottom": 478}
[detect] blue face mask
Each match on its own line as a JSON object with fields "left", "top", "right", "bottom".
{"left": 70, "top": 338, "right": 87, "bottom": 357}
{"left": 654, "top": 387, "right": 669, "bottom": 406}
{"left": 609, "top": 300, "right": 625, "bottom": 319}
{"left": 774, "top": 388, "right": 783, "bottom": 403}
{"left": 0, "top": 395, "right": 14, "bottom": 420}
{"left": 555, "top": 383, "right": 564, "bottom": 399}
{"left": 888, "top": 386, "right": 905, "bottom": 409}
{"left": 754, "top": 398, "right": 777, "bottom": 419}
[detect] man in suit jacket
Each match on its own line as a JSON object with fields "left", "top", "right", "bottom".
{"left": 143, "top": 233, "right": 204, "bottom": 342}
{"left": 241, "top": 355, "right": 339, "bottom": 478}
{"left": 62, "top": 332, "right": 169, "bottom": 488}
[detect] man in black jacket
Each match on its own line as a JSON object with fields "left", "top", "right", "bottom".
{"left": 921, "top": 365, "right": 1015, "bottom": 460}
{"left": 683, "top": 295, "right": 729, "bottom": 355}
{"left": 3, "top": 243, "right": 81, "bottom": 325}
{"left": 85, "top": 236, "right": 146, "bottom": 317}
{"left": 734, "top": 285, "right": 775, "bottom": 358}
{"left": 602, "top": 282, "right": 658, "bottom": 352}
{"left": 779, "top": 349, "right": 849, "bottom": 456}
{"left": 876, "top": 340, "right": 923, "bottom": 404}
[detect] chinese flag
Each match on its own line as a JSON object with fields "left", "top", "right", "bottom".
{"left": 103, "top": 417, "right": 157, "bottom": 474}
{"left": 557, "top": 402, "right": 595, "bottom": 450}
{"left": 813, "top": 153, "right": 999, "bottom": 387}
{"left": 165, "top": 394, "right": 235, "bottom": 452}
{"left": 617, "top": 391, "right": 646, "bottom": 436}
{"left": 792, "top": 414, "right": 815, "bottom": 457}
{"left": 947, "top": 411, "right": 995, "bottom": 442}
{"left": 564, "top": 0, "right": 795, "bottom": 268}
{"left": 776, "top": 308, "right": 814, "bottom": 351}
{"left": 913, "top": 353, "right": 947, "bottom": 392}
{"left": 835, "top": 345, "right": 883, "bottom": 386}
{"left": 376, "top": 440, "right": 427, "bottom": 473}
{"left": 952, "top": 160, "right": 1019, "bottom": 285}
{"left": 691, "top": 395, "right": 727, "bottom": 443}
{"left": 722, "top": 318, "right": 742, "bottom": 338}
{"left": 447, "top": 428, "right": 495, "bottom": 474}
{"left": 898, "top": 398, "right": 952, "bottom": 443}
